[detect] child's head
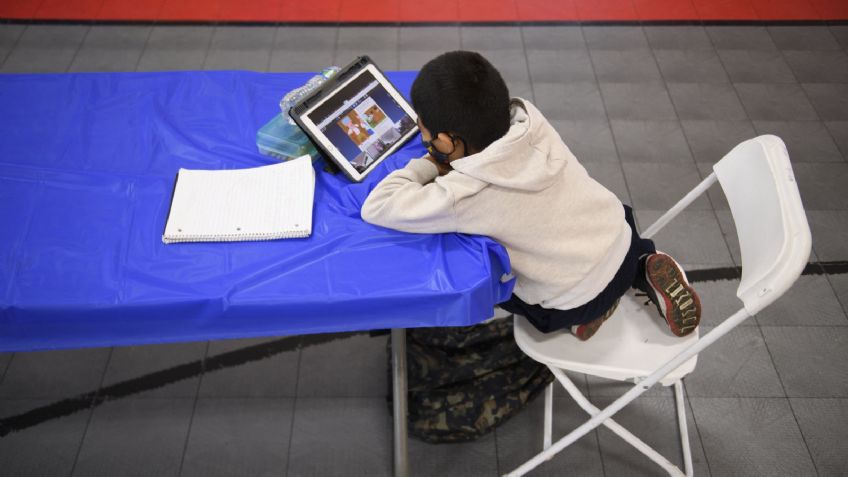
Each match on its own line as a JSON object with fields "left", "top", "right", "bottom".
{"left": 411, "top": 51, "right": 510, "bottom": 154}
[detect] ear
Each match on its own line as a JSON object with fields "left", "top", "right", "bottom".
{"left": 436, "top": 132, "right": 454, "bottom": 145}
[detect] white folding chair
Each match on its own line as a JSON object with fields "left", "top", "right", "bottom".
{"left": 505, "top": 135, "right": 812, "bottom": 477}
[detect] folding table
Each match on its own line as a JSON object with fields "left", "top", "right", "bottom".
{"left": 0, "top": 71, "right": 515, "bottom": 476}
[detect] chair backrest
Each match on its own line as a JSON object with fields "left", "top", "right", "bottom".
{"left": 712, "top": 135, "right": 811, "bottom": 315}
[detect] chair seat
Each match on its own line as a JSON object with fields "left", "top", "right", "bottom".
{"left": 513, "top": 290, "right": 699, "bottom": 386}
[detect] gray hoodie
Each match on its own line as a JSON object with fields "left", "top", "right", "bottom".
{"left": 361, "top": 99, "right": 630, "bottom": 310}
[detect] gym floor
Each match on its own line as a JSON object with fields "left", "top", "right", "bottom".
{"left": 1, "top": 15, "right": 847, "bottom": 477}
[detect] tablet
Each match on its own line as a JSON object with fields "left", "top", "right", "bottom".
{"left": 290, "top": 56, "right": 419, "bottom": 182}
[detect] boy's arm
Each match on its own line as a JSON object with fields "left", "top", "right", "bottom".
{"left": 361, "top": 157, "right": 458, "bottom": 234}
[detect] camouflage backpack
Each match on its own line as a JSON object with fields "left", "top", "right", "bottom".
{"left": 394, "top": 318, "right": 554, "bottom": 443}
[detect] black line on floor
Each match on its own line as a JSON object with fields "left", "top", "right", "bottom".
{"left": 1, "top": 260, "right": 846, "bottom": 436}
{"left": 686, "top": 261, "right": 842, "bottom": 282}
{"left": 687, "top": 266, "right": 742, "bottom": 282}
{"left": 0, "top": 331, "right": 366, "bottom": 437}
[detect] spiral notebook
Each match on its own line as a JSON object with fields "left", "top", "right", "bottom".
{"left": 162, "top": 155, "right": 315, "bottom": 244}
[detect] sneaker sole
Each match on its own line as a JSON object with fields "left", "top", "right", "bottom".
{"left": 646, "top": 254, "right": 701, "bottom": 337}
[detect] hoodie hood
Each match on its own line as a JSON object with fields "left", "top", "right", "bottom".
{"left": 449, "top": 98, "right": 568, "bottom": 191}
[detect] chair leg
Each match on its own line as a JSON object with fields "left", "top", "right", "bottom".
{"left": 674, "top": 380, "right": 694, "bottom": 477}
{"left": 504, "top": 367, "right": 686, "bottom": 477}
{"left": 544, "top": 383, "right": 553, "bottom": 450}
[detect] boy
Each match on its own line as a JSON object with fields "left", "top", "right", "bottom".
{"left": 362, "top": 51, "right": 701, "bottom": 340}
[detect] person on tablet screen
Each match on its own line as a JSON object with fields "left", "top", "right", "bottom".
{"left": 339, "top": 113, "right": 371, "bottom": 145}
{"left": 361, "top": 51, "right": 701, "bottom": 442}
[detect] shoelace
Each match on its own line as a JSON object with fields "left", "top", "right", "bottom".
{"left": 635, "top": 292, "right": 652, "bottom": 306}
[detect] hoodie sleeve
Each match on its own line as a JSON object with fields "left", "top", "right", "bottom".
{"left": 361, "top": 157, "right": 458, "bottom": 234}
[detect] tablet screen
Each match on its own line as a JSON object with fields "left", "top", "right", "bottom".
{"left": 297, "top": 63, "right": 418, "bottom": 181}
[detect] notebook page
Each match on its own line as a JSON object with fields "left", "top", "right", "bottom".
{"left": 163, "top": 155, "right": 314, "bottom": 243}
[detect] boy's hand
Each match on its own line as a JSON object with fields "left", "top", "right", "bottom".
{"left": 424, "top": 155, "right": 453, "bottom": 176}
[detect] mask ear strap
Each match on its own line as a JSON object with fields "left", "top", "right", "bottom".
{"left": 427, "top": 133, "right": 452, "bottom": 157}
{"left": 454, "top": 136, "right": 467, "bottom": 155}
{"left": 430, "top": 133, "right": 451, "bottom": 154}
{"left": 439, "top": 133, "right": 460, "bottom": 155}
{"left": 427, "top": 132, "right": 463, "bottom": 163}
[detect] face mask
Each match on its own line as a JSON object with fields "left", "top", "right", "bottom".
{"left": 422, "top": 133, "right": 465, "bottom": 164}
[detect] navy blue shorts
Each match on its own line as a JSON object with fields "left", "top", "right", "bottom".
{"left": 498, "top": 205, "right": 656, "bottom": 333}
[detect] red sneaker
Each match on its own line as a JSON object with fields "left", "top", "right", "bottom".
{"left": 644, "top": 253, "right": 701, "bottom": 337}
{"left": 571, "top": 299, "right": 620, "bottom": 341}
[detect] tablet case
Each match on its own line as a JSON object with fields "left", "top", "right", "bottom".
{"left": 289, "top": 56, "right": 415, "bottom": 182}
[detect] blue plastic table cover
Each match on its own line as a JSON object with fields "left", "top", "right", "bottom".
{"left": 0, "top": 71, "right": 514, "bottom": 352}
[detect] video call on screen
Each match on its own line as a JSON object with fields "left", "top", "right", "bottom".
{"left": 307, "top": 70, "right": 416, "bottom": 173}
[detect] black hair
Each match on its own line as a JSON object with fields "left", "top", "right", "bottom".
{"left": 410, "top": 51, "right": 511, "bottom": 153}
